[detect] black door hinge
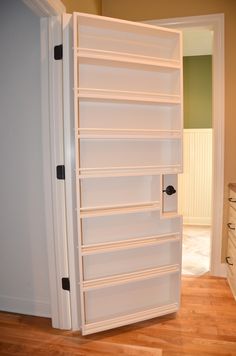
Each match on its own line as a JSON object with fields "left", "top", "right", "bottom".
{"left": 54, "top": 44, "right": 63, "bottom": 60}
{"left": 62, "top": 277, "right": 70, "bottom": 291}
{"left": 56, "top": 165, "right": 65, "bottom": 180}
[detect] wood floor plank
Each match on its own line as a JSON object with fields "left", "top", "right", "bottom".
{"left": 1, "top": 276, "right": 236, "bottom": 355}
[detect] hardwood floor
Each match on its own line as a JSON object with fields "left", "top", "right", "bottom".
{"left": 1, "top": 276, "right": 236, "bottom": 355}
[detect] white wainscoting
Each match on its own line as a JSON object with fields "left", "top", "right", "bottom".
{"left": 178, "top": 129, "right": 212, "bottom": 225}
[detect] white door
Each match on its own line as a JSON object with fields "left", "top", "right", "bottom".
{"left": 63, "top": 12, "right": 183, "bottom": 335}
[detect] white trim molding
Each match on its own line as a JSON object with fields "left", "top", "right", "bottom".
{"left": 22, "top": 0, "right": 65, "bottom": 17}
{"left": 145, "top": 14, "right": 225, "bottom": 277}
{"left": 41, "top": 15, "right": 72, "bottom": 329}
{"left": 35, "top": 0, "right": 70, "bottom": 329}
{"left": 22, "top": 0, "right": 71, "bottom": 329}
{"left": 62, "top": 13, "right": 81, "bottom": 331}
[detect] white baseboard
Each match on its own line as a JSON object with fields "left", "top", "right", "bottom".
{"left": 0, "top": 294, "right": 51, "bottom": 317}
{"left": 219, "top": 263, "right": 227, "bottom": 277}
{"left": 210, "top": 262, "right": 226, "bottom": 278}
{"left": 183, "top": 217, "right": 211, "bottom": 226}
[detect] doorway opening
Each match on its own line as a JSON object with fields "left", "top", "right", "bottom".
{"left": 179, "top": 28, "right": 213, "bottom": 275}
{"left": 144, "top": 14, "right": 225, "bottom": 276}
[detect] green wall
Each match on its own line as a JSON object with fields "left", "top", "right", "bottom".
{"left": 183, "top": 55, "right": 212, "bottom": 128}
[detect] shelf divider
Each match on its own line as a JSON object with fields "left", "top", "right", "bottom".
{"left": 78, "top": 88, "right": 181, "bottom": 104}
{"left": 81, "top": 232, "right": 181, "bottom": 255}
{"left": 78, "top": 128, "right": 181, "bottom": 139}
{"left": 80, "top": 200, "right": 160, "bottom": 218}
{"left": 78, "top": 47, "right": 181, "bottom": 70}
{"left": 78, "top": 164, "right": 182, "bottom": 179}
{"left": 82, "top": 264, "right": 180, "bottom": 291}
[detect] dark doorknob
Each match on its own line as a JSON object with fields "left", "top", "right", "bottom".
{"left": 163, "top": 185, "right": 176, "bottom": 195}
{"left": 226, "top": 256, "right": 233, "bottom": 266}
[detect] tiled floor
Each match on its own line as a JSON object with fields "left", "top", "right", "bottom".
{"left": 182, "top": 225, "right": 211, "bottom": 275}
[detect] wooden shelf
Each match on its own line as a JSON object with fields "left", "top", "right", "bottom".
{"left": 78, "top": 165, "right": 182, "bottom": 179}
{"left": 78, "top": 48, "right": 180, "bottom": 71}
{"left": 78, "top": 88, "right": 181, "bottom": 104}
{"left": 80, "top": 201, "right": 160, "bottom": 218}
{"left": 78, "top": 128, "right": 181, "bottom": 139}
{"left": 81, "top": 232, "right": 181, "bottom": 256}
{"left": 83, "top": 302, "right": 178, "bottom": 335}
{"left": 82, "top": 264, "right": 179, "bottom": 291}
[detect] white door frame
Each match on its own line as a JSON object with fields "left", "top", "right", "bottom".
{"left": 144, "top": 14, "right": 225, "bottom": 277}
{"left": 40, "top": 14, "right": 73, "bottom": 330}
{"left": 22, "top": 0, "right": 74, "bottom": 329}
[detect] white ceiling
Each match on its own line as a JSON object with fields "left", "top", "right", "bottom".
{"left": 183, "top": 29, "right": 213, "bottom": 56}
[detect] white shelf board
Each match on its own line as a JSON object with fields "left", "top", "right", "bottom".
{"left": 78, "top": 48, "right": 180, "bottom": 71}
{"left": 83, "top": 302, "right": 178, "bottom": 335}
{"left": 78, "top": 164, "right": 182, "bottom": 179}
{"left": 78, "top": 128, "right": 181, "bottom": 140}
{"left": 78, "top": 88, "right": 181, "bottom": 105}
{"left": 81, "top": 232, "right": 181, "bottom": 256}
{"left": 80, "top": 201, "right": 160, "bottom": 218}
{"left": 82, "top": 264, "right": 180, "bottom": 291}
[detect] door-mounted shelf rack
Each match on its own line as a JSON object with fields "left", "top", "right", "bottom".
{"left": 72, "top": 11, "right": 183, "bottom": 335}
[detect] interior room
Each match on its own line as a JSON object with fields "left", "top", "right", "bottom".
{"left": 1, "top": 0, "right": 236, "bottom": 355}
